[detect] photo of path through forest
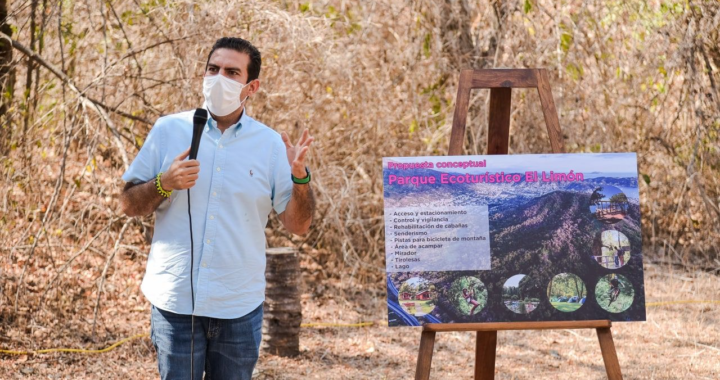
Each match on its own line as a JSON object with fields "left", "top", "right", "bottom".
{"left": 596, "top": 230, "right": 632, "bottom": 269}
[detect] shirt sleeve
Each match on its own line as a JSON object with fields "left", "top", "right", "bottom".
{"left": 271, "top": 139, "right": 293, "bottom": 214}
{"left": 121, "top": 119, "right": 166, "bottom": 184}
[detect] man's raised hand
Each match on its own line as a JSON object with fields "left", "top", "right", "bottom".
{"left": 160, "top": 147, "right": 200, "bottom": 191}
{"left": 281, "top": 129, "right": 314, "bottom": 179}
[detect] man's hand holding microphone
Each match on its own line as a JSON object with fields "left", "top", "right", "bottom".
{"left": 161, "top": 147, "right": 201, "bottom": 191}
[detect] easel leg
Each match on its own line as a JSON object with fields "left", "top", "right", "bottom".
{"left": 415, "top": 330, "right": 436, "bottom": 380}
{"left": 487, "top": 88, "right": 512, "bottom": 155}
{"left": 474, "top": 330, "right": 497, "bottom": 380}
{"left": 596, "top": 327, "right": 623, "bottom": 380}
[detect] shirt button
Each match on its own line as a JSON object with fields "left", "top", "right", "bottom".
{"left": 206, "top": 239, "right": 211, "bottom": 244}
{"left": 209, "top": 215, "right": 214, "bottom": 220}
{"left": 201, "top": 262, "right": 207, "bottom": 268}
{"left": 212, "top": 192, "right": 217, "bottom": 197}
{"left": 216, "top": 167, "right": 221, "bottom": 172}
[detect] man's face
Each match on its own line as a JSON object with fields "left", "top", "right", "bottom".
{"left": 205, "top": 48, "right": 251, "bottom": 83}
{"left": 205, "top": 48, "right": 258, "bottom": 102}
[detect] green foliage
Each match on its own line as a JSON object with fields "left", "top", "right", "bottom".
{"left": 120, "top": 10, "right": 136, "bottom": 26}
{"left": 518, "top": 301, "right": 527, "bottom": 314}
{"left": 642, "top": 174, "right": 651, "bottom": 185}
{"left": 565, "top": 63, "right": 584, "bottom": 81}
{"left": 547, "top": 273, "right": 587, "bottom": 299}
{"left": 609, "top": 193, "right": 628, "bottom": 204}
{"left": 523, "top": 0, "right": 533, "bottom": 14}
{"left": 408, "top": 119, "right": 418, "bottom": 134}
{"left": 422, "top": 33, "right": 431, "bottom": 58}
{"left": 559, "top": 23, "right": 573, "bottom": 53}
{"left": 551, "top": 302, "right": 582, "bottom": 312}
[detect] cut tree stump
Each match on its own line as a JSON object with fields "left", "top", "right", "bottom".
{"left": 263, "top": 247, "right": 302, "bottom": 357}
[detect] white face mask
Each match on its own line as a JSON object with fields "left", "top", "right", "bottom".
{"left": 203, "top": 74, "right": 251, "bottom": 117}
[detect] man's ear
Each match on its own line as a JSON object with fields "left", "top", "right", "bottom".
{"left": 248, "top": 79, "right": 261, "bottom": 97}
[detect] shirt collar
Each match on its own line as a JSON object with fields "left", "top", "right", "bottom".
{"left": 205, "top": 109, "right": 250, "bottom": 138}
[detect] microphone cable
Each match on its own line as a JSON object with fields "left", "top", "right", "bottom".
{"left": 188, "top": 189, "right": 196, "bottom": 380}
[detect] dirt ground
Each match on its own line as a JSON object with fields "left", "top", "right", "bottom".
{"left": 2, "top": 262, "right": 718, "bottom": 379}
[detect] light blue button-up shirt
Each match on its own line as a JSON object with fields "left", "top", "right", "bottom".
{"left": 122, "top": 110, "right": 293, "bottom": 318}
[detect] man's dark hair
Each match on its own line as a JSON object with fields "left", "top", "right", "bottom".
{"left": 206, "top": 37, "right": 262, "bottom": 82}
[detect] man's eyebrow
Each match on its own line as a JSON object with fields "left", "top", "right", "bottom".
{"left": 206, "top": 63, "right": 242, "bottom": 72}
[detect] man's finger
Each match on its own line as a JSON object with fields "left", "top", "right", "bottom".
{"left": 302, "top": 136, "right": 314, "bottom": 148}
{"left": 281, "top": 132, "right": 293, "bottom": 149}
{"left": 179, "top": 159, "right": 200, "bottom": 168}
{"left": 297, "top": 129, "right": 309, "bottom": 146}
{"left": 295, "top": 146, "right": 310, "bottom": 163}
{"left": 175, "top": 147, "right": 191, "bottom": 161}
{"left": 180, "top": 167, "right": 201, "bottom": 176}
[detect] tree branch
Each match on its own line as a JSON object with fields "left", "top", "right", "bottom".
{"left": 0, "top": 31, "right": 152, "bottom": 125}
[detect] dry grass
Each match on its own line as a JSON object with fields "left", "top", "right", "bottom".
{"left": 1, "top": 263, "right": 718, "bottom": 379}
{"left": 1, "top": 0, "right": 719, "bottom": 376}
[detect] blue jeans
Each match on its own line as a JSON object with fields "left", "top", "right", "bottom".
{"left": 150, "top": 304, "right": 263, "bottom": 380}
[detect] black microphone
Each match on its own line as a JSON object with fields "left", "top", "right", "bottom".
{"left": 187, "top": 107, "right": 206, "bottom": 380}
{"left": 190, "top": 108, "right": 208, "bottom": 160}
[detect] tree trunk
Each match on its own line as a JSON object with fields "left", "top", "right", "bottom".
{"left": 262, "top": 247, "right": 302, "bottom": 357}
{"left": 573, "top": 276, "right": 580, "bottom": 297}
{"left": 22, "top": 0, "right": 38, "bottom": 145}
{"left": 0, "top": 0, "right": 13, "bottom": 154}
{"left": 548, "top": 278, "right": 554, "bottom": 298}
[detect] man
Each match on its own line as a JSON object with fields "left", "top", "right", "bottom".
{"left": 119, "top": 37, "right": 315, "bottom": 380}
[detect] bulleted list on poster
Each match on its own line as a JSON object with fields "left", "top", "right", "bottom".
{"left": 385, "top": 205, "right": 490, "bottom": 272}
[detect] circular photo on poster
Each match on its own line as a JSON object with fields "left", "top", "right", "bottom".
{"left": 589, "top": 185, "right": 629, "bottom": 224}
{"left": 398, "top": 277, "right": 437, "bottom": 317}
{"left": 448, "top": 276, "right": 488, "bottom": 316}
{"left": 595, "top": 274, "right": 635, "bottom": 313}
{"left": 502, "top": 274, "right": 541, "bottom": 314}
{"left": 547, "top": 273, "right": 587, "bottom": 312}
{"left": 593, "top": 230, "right": 632, "bottom": 269}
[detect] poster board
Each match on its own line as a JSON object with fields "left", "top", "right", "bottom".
{"left": 384, "top": 153, "right": 644, "bottom": 326}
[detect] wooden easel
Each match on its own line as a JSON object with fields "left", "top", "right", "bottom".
{"left": 414, "top": 69, "right": 623, "bottom": 380}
